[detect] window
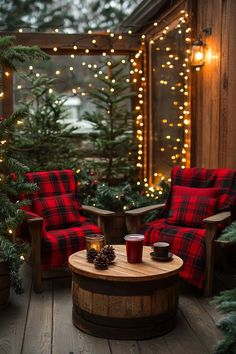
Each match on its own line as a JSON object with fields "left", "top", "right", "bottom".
{"left": 148, "top": 16, "right": 190, "bottom": 184}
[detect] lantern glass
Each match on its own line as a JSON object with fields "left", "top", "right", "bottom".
{"left": 191, "top": 40, "right": 204, "bottom": 67}
{"left": 85, "top": 234, "right": 105, "bottom": 252}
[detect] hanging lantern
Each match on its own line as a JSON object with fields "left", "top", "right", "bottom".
{"left": 191, "top": 39, "right": 204, "bottom": 68}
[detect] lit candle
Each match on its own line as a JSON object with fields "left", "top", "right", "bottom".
{"left": 85, "top": 234, "right": 105, "bottom": 253}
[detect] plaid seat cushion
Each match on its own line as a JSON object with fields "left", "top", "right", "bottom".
{"left": 167, "top": 195, "right": 217, "bottom": 228}
{"left": 41, "top": 220, "right": 102, "bottom": 268}
{"left": 142, "top": 219, "right": 206, "bottom": 289}
{"left": 33, "top": 193, "right": 85, "bottom": 230}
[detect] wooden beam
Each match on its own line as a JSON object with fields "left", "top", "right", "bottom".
{"left": 0, "top": 32, "right": 141, "bottom": 54}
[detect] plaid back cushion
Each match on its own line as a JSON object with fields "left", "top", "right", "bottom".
{"left": 33, "top": 193, "right": 85, "bottom": 230}
{"left": 164, "top": 167, "right": 236, "bottom": 214}
{"left": 172, "top": 185, "right": 219, "bottom": 198}
{"left": 167, "top": 195, "right": 217, "bottom": 228}
{"left": 26, "top": 170, "right": 77, "bottom": 199}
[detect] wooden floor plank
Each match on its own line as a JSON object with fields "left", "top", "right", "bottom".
{"left": 1, "top": 266, "right": 233, "bottom": 354}
{"left": 0, "top": 264, "right": 32, "bottom": 354}
{"left": 109, "top": 340, "right": 140, "bottom": 354}
{"left": 164, "top": 312, "right": 208, "bottom": 354}
{"left": 52, "top": 278, "right": 111, "bottom": 354}
{"left": 179, "top": 294, "right": 221, "bottom": 353}
{"left": 21, "top": 280, "right": 53, "bottom": 354}
{"left": 138, "top": 336, "right": 171, "bottom": 354}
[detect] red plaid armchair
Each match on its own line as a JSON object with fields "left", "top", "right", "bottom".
{"left": 126, "top": 167, "right": 236, "bottom": 296}
{"left": 18, "top": 170, "right": 114, "bottom": 292}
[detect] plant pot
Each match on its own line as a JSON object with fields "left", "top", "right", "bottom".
{"left": 103, "top": 212, "right": 127, "bottom": 245}
{"left": 0, "top": 259, "right": 10, "bottom": 310}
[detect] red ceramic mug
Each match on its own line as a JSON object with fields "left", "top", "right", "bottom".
{"left": 124, "top": 234, "right": 144, "bottom": 263}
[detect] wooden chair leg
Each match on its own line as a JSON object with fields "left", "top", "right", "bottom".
{"left": 204, "top": 225, "right": 216, "bottom": 297}
{"left": 28, "top": 221, "right": 43, "bottom": 293}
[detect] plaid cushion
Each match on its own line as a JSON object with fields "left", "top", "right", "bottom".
{"left": 26, "top": 170, "right": 77, "bottom": 198}
{"left": 172, "top": 185, "right": 219, "bottom": 198}
{"left": 170, "top": 166, "right": 236, "bottom": 211}
{"left": 41, "top": 221, "right": 102, "bottom": 268}
{"left": 167, "top": 196, "right": 216, "bottom": 228}
{"left": 33, "top": 193, "right": 85, "bottom": 230}
{"left": 142, "top": 219, "right": 206, "bottom": 289}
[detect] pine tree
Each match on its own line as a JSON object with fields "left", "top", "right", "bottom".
{"left": 82, "top": 58, "right": 137, "bottom": 184}
{"left": 0, "top": 0, "right": 141, "bottom": 33}
{"left": 0, "top": 0, "right": 75, "bottom": 32}
{"left": 10, "top": 72, "right": 78, "bottom": 171}
{"left": 218, "top": 221, "right": 236, "bottom": 242}
{"left": 73, "top": 0, "right": 142, "bottom": 31}
{"left": 0, "top": 36, "right": 47, "bottom": 293}
{"left": 211, "top": 288, "right": 236, "bottom": 354}
{"left": 211, "top": 222, "right": 236, "bottom": 354}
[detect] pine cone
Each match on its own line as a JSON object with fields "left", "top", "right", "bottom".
{"left": 100, "top": 245, "right": 116, "bottom": 263}
{"left": 94, "top": 253, "right": 109, "bottom": 270}
{"left": 87, "top": 248, "right": 98, "bottom": 263}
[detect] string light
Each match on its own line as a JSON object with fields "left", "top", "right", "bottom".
{"left": 2, "top": 15, "right": 190, "bottom": 196}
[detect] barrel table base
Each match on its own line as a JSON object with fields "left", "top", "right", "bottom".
{"left": 71, "top": 273, "right": 180, "bottom": 340}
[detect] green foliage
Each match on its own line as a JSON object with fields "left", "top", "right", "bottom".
{"left": 81, "top": 58, "right": 137, "bottom": 183}
{"left": 0, "top": 109, "right": 38, "bottom": 294}
{"left": 73, "top": 0, "right": 142, "bottom": 31}
{"left": 0, "top": 0, "right": 141, "bottom": 32}
{"left": 77, "top": 168, "right": 170, "bottom": 213}
{"left": 219, "top": 221, "right": 236, "bottom": 243}
{"left": 211, "top": 288, "right": 236, "bottom": 354}
{"left": 0, "top": 35, "right": 46, "bottom": 293}
{"left": 0, "top": 0, "right": 75, "bottom": 32}
{"left": 10, "top": 72, "right": 79, "bottom": 171}
{"left": 0, "top": 36, "right": 48, "bottom": 70}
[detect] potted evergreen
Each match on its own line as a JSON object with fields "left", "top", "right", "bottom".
{"left": 77, "top": 168, "right": 170, "bottom": 243}
{"left": 0, "top": 36, "right": 47, "bottom": 308}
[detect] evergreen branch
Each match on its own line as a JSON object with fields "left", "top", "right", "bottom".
{"left": 0, "top": 36, "right": 48, "bottom": 70}
{"left": 219, "top": 221, "right": 236, "bottom": 242}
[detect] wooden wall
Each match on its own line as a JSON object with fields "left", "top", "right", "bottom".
{"left": 192, "top": 0, "right": 236, "bottom": 168}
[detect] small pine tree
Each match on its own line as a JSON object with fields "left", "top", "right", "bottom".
{"left": 10, "top": 72, "right": 79, "bottom": 171}
{"left": 218, "top": 221, "right": 236, "bottom": 243}
{"left": 0, "top": 36, "right": 47, "bottom": 293}
{"left": 211, "top": 288, "right": 236, "bottom": 354}
{"left": 81, "top": 58, "right": 137, "bottom": 184}
{"left": 211, "top": 221, "right": 236, "bottom": 354}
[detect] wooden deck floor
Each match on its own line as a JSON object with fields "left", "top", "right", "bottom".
{"left": 0, "top": 264, "right": 235, "bottom": 354}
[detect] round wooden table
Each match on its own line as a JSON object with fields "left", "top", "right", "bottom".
{"left": 69, "top": 245, "right": 183, "bottom": 340}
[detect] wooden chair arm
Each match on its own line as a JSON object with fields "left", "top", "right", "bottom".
{"left": 203, "top": 211, "right": 231, "bottom": 296}
{"left": 82, "top": 205, "right": 115, "bottom": 217}
{"left": 23, "top": 210, "right": 44, "bottom": 223}
{"left": 125, "top": 203, "right": 166, "bottom": 217}
{"left": 203, "top": 211, "right": 231, "bottom": 224}
{"left": 125, "top": 203, "right": 166, "bottom": 234}
{"left": 82, "top": 205, "right": 115, "bottom": 238}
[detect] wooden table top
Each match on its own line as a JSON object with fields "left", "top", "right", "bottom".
{"left": 69, "top": 245, "right": 183, "bottom": 282}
